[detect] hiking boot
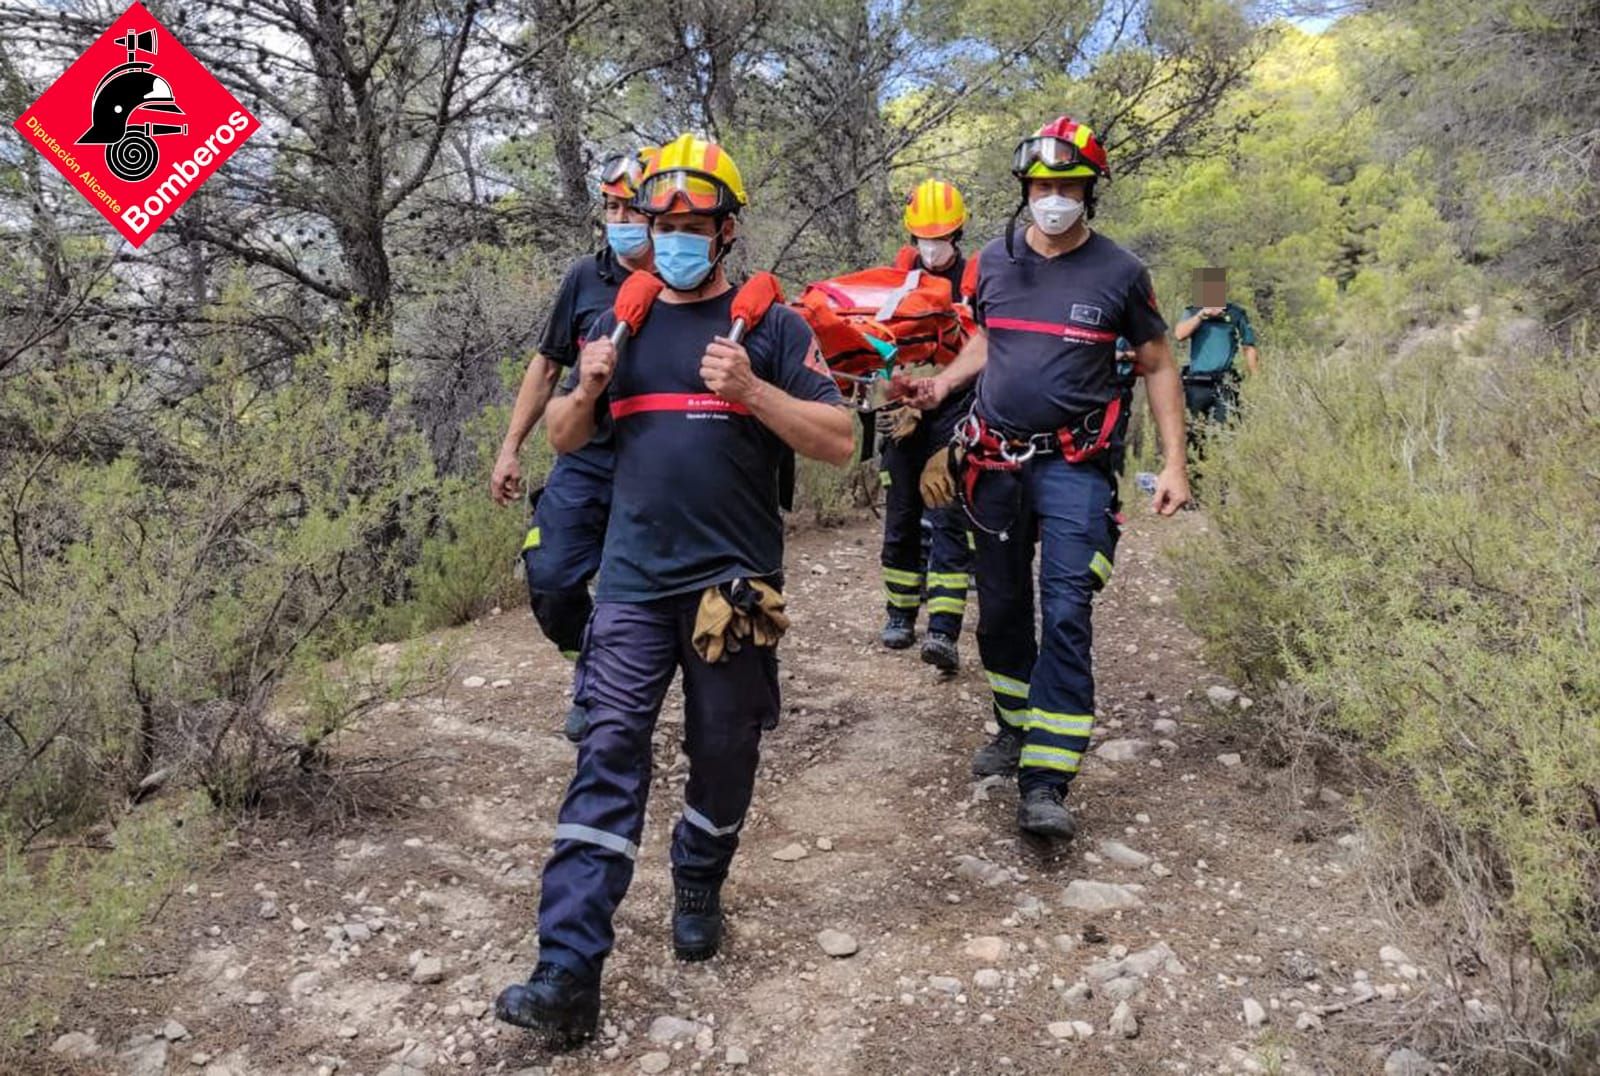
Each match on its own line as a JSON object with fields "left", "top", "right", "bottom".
{"left": 495, "top": 961, "right": 601, "bottom": 1049}
{"left": 971, "top": 726, "right": 1023, "bottom": 777}
{"left": 672, "top": 883, "right": 723, "bottom": 962}
{"left": 920, "top": 631, "right": 959, "bottom": 672}
{"left": 562, "top": 703, "right": 589, "bottom": 744}
{"left": 1017, "top": 786, "right": 1077, "bottom": 842}
{"left": 880, "top": 612, "right": 916, "bottom": 650}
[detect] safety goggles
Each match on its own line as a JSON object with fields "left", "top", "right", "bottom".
{"left": 635, "top": 169, "right": 740, "bottom": 215}
{"left": 599, "top": 154, "right": 645, "bottom": 195}
{"left": 1011, "top": 135, "right": 1096, "bottom": 176}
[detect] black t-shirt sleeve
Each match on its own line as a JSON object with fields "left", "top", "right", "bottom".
{"left": 764, "top": 308, "right": 843, "bottom": 405}
{"left": 1120, "top": 264, "right": 1167, "bottom": 347}
{"left": 537, "top": 263, "right": 588, "bottom": 367}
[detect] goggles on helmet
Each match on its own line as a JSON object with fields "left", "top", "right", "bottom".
{"left": 1011, "top": 135, "right": 1100, "bottom": 177}
{"left": 599, "top": 153, "right": 645, "bottom": 197}
{"left": 635, "top": 169, "right": 741, "bottom": 215}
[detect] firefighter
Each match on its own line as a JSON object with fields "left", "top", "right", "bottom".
{"left": 494, "top": 135, "right": 854, "bottom": 1048}
{"left": 908, "top": 117, "right": 1191, "bottom": 840}
{"left": 878, "top": 179, "right": 978, "bottom": 671}
{"left": 490, "top": 150, "right": 655, "bottom": 742}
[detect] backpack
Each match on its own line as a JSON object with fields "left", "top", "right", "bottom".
{"left": 793, "top": 267, "right": 970, "bottom": 401}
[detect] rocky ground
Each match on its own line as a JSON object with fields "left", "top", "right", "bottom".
{"left": 25, "top": 509, "right": 1460, "bottom": 1076}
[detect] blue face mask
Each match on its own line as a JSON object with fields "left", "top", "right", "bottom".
{"left": 652, "top": 230, "right": 717, "bottom": 291}
{"left": 606, "top": 222, "right": 650, "bottom": 259}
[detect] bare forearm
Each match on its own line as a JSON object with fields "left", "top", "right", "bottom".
{"left": 500, "top": 353, "right": 560, "bottom": 455}
{"left": 748, "top": 386, "right": 855, "bottom": 465}
{"left": 1173, "top": 313, "right": 1202, "bottom": 341}
{"left": 546, "top": 392, "right": 599, "bottom": 454}
{"left": 1243, "top": 346, "right": 1259, "bottom": 376}
{"left": 935, "top": 330, "right": 988, "bottom": 394}
{"left": 1136, "top": 339, "right": 1188, "bottom": 468}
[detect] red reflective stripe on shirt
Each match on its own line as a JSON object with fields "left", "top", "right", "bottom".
{"left": 986, "top": 316, "right": 1118, "bottom": 344}
{"left": 610, "top": 393, "right": 752, "bottom": 419}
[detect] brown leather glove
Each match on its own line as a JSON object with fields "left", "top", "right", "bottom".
{"left": 693, "top": 587, "right": 738, "bottom": 663}
{"left": 732, "top": 578, "right": 789, "bottom": 649}
{"left": 874, "top": 402, "right": 921, "bottom": 442}
{"left": 920, "top": 444, "right": 960, "bottom": 508}
{"left": 694, "top": 580, "right": 790, "bottom": 663}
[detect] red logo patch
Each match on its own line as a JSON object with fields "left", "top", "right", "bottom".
{"left": 12, "top": 2, "right": 259, "bottom": 248}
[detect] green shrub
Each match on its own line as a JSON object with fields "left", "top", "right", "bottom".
{"left": 0, "top": 335, "right": 432, "bottom": 843}
{"left": 379, "top": 405, "right": 549, "bottom": 636}
{"left": 1177, "top": 323, "right": 1600, "bottom": 1062}
{"left": 0, "top": 794, "right": 219, "bottom": 1043}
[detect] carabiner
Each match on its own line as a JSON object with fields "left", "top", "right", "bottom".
{"left": 999, "top": 439, "right": 1037, "bottom": 464}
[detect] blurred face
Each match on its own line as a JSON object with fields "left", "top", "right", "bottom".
{"left": 1026, "top": 176, "right": 1089, "bottom": 203}
{"left": 1193, "top": 268, "right": 1227, "bottom": 308}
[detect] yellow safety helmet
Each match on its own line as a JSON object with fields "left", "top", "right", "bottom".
{"left": 903, "top": 179, "right": 967, "bottom": 239}
{"left": 634, "top": 133, "right": 748, "bottom": 215}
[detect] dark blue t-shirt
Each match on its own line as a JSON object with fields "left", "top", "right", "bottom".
{"left": 539, "top": 247, "right": 629, "bottom": 477}
{"left": 586, "top": 292, "right": 843, "bottom": 601}
{"left": 971, "top": 230, "right": 1166, "bottom": 434}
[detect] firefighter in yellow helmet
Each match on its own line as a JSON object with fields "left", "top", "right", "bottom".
{"left": 495, "top": 133, "right": 854, "bottom": 1048}
{"left": 893, "top": 178, "right": 977, "bottom": 299}
{"left": 878, "top": 178, "right": 978, "bottom": 673}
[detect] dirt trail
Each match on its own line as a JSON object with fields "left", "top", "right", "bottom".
{"left": 40, "top": 511, "right": 1437, "bottom": 1076}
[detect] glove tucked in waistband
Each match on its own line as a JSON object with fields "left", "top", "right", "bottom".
{"left": 693, "top": 578, "right": 790, "bottom": 663}
{"left": 920, "top": 442, "right": 962, "bottom": 509}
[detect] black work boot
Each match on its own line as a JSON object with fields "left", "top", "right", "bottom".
{"left": 971, "top": 725, "right": 1023, "bottom": 777}
{"left": 562, "top": 703, "right": 589, "bottom": 743}
{"left": 1018, "top": 785, "right": 1077, "bottom": 842}
{"left": 495, "top": 961, "right": 601, "bottom": 1049}
{"left": 672, "top": 882, "right": 723, "bottom": 962}
{"left": 920, "top": 631, "right": 960, "bottom": 672}
{"left": 880, "top": 611, "right": 917, "bottom": 650}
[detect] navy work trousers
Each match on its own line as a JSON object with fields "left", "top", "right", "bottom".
{"left": 535, "top": 593, "right": 778, "bottom": 979}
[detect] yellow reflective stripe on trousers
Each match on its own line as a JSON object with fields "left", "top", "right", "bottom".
{"left": 996, "top": 704, "right": 1029, "bottom": 730}
{"left": 927, "top": 572, "right": 970, "bottom": 588}
{"left": 882, "top": 567, "right": 924, "bottom": 587}
{"left": 885, "top": 591, "right": 922, "bottom": 609}
{"left": 1029, "top": 710, "right": 1094, "bottom": 736}
{"left": 522, "top": 526, "right": 542, "bottom": 551}
{"left": 879, "top": 470, "right": 892, "bottom": 488}
{"left": 1019, "top": 745, "right": 1083, "bottom": 773}
{"left": 926, "top": 597, "right": 966, "bottom": 616}
{"left": 1089, "top": 551, "right": 1112, "bottom": 585}
{"left": 985, "top": 669, "right": 1029, "bottom": 700}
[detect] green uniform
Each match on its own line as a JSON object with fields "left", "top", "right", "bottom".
{"left": 1181, "top": 303, "right": 1255, "bottom": 375}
